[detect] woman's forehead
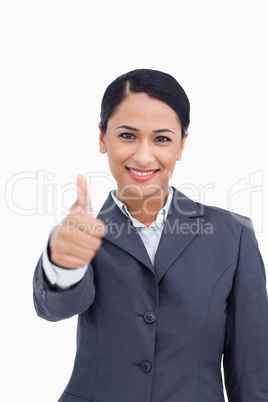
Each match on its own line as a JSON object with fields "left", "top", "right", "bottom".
{"left": 107, "top": 93, "right": 181, "bottom": 129}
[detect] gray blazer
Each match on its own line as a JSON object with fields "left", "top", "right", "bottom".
{"left": 33, "top": 188, "right": 268, "bottom": 402}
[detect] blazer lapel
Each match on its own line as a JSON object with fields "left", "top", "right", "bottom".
{"left": 97, "top": 193, "right": 154, "bottom": 274}
{"left": 154, "top": 188, "right": 204, "bottom": 282}
{"left": 97, "top": 189, "right": 204, "bottom": 281}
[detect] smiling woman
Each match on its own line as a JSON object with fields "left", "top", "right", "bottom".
{"left": 33, "top": 69, "right": 268, "bottom": 402}
{"left": 99, "top": 92, "right": 187, "bottom": 224}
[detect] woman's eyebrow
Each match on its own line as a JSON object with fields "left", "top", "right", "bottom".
{"left": 115, "top": 125, "right": 175, "bottom": 135}
{"left": 153, "top": 128, "right": 175, "bottom": 135}
{"left": 115, "top": 125, "right": 139, "bottom": 131}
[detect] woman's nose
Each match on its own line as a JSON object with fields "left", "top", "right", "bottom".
{"left": 133, "top": 142, "right": 155, "bottom": 166}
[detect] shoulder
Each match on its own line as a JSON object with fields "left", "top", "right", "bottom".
{"left": 171, "top": 187, "right": 253, "bottom": 236}
{"left": 200, "top": 202, "right": 247, "bottom": 225}
{"left": 200, "top": 202, "right": 255, "bottom": 238}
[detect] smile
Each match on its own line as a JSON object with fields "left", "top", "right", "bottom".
{"left": 126, "top": 167, "right": 160, "bottom": 182}
{"left": 128, "top": 168, "right": 156, "bottom": 176}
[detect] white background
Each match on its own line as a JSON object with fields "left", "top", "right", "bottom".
{"left": 1, "top": 1, "right": 267, "bottom": 401}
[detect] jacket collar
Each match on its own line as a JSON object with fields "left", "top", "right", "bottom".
{"left": 97, "top": 187, "right": 204, "bottom": 281}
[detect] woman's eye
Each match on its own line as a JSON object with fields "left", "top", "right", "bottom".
{"left": 120, "top": 133, "right": 136, "bottom": 140}
{"left": 155, "top": 136, "right": 171, "bottom": 142}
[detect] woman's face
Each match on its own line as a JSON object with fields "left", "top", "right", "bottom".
{"left": 99, "top": 92, "right": 187, "bottom": 202}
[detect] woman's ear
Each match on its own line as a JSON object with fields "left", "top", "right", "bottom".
{"left": 99, "top": 123, "right": 107, "bottom": 154}
{"left": 177, "top": 131, "right": 188, "bottom": 161}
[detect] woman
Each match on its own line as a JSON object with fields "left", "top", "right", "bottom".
{"left": 33, "top": 69, "right": 268, "bottom": 401}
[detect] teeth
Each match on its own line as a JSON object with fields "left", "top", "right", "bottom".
{"left": 129, "top": 169, "right": 155, "bottom": 176}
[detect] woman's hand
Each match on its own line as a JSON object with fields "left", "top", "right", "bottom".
{"left": 49, "top": 174, "right": 106, "bottom": 269}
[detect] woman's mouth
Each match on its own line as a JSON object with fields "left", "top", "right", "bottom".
{"left": 126, "top": 167, "right": 159, "bottom": 182}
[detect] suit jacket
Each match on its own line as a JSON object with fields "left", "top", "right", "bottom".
{"left": 33, "top": 188, "right": 268, "bottom": 402}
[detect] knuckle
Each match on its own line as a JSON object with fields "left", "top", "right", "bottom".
{"left": 86, "top": 250, "right": 95, "bottom": 262}
{"left": 94, "top": 237, "right": 102, "bottom": 250}
{"left": 79, "top": 258, "right": 88, "bottom": 267}
{"left": 94, "top": 219, "right": 107, "bottom": 236}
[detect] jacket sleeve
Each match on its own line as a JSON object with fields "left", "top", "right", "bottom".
{"left": 223, "top": 217, "right": 268, "bottom": 401}
{"left": 33, "top": 254, "right": 95, "bottom": 322}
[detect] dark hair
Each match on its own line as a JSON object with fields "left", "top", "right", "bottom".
{"left": 100, "top": 68, "right": 190, "bottom": 138}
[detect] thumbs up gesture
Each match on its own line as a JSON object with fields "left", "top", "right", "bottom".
{"left": 49, "top": 175, "right": 106, "bottom": 269}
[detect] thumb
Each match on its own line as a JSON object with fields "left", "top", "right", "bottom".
{"left": 76, "top": 174, "right": 94, "bottom": 215}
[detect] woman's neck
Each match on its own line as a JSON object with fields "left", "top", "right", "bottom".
{"left": 117, "top": 187, "right": 170, "bottom": 228}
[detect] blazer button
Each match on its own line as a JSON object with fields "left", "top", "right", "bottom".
{"left": 144, "top": 312, "right": 156, "bottom": 324}
{"left": 140, "top": 361, "right": 152, "bottom": 373}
